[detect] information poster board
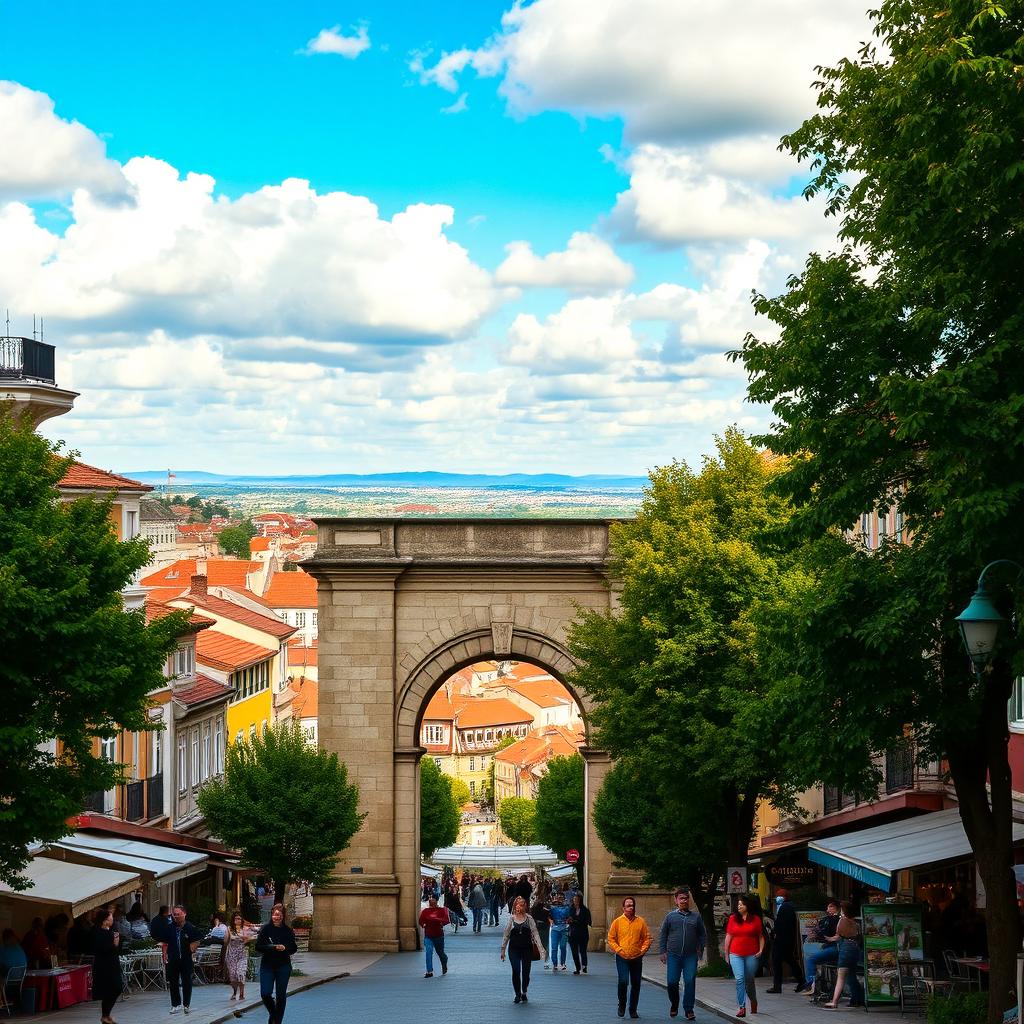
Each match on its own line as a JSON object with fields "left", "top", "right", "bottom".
{"left": 893, "top": 907, "right": 924, "bottom": 961}
{"left": 863, "top": 908, "right": 900, "bottom": 1005}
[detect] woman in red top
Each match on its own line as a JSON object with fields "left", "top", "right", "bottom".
{"left": 724, "top": 896, "right": 765, "bottom": 1017}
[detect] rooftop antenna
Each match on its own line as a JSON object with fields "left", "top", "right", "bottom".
{"left": 40, "top": 317, "right": 44, "bottom": 343}
{"left": 32, "top": 314, "right": 37, "bottom": 341}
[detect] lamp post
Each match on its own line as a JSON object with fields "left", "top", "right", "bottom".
{"left": 956, "top": 559, "right": 1023, "bottom": 672}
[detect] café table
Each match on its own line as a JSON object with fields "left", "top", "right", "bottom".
{"left": 954, "top": 958, "right": 990, "bottom": 991}
{"left": 23, "top": 964, "right": 93, "bottom": 1011}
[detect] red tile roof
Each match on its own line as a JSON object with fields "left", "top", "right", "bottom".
{"left": 290, "top": 677, "right": 318, "bottom": 718}
{"left": 140, "top": 558, "right": 261, "bottom": 590}
{"left": 263, "top": 571, "right": 317, "bottom": 608}
{"left": 172, "top": 591, "right": 295, "bottom": 641}
{"left": 250, "top": 537, "right": 271, "bottom": 552}
{"left": 196, "top": 631, "right": 275, "bottom": 672}
{"left": 145, "top": 599, "right": 216, "bottom": 633}
{"left": 490, "top": 679, "right": 575, "bottom": 710}
{"left": 174, "top": 673, "right": 233, "bottom": 707}
{"left": 60, "top": 461, "right": 152, "bottom": 493}
{"left": 287, "top": 642, "right": 318, "bottom": 668}
{"left": 455, "top": 698, "right": 533, "bottom": 729}
{"left": 494, "top": 725, "right": 583, "bottom": 768}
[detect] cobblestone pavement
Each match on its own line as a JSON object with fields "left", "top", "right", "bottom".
{"left": 238, "top": 925, "right": 719, "bottom": 1024}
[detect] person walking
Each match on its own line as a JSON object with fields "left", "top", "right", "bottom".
{"left": 151, "top": 904, "right": 202, "bottom": 1015}
{"left": 255, "top": 904, "right": 297, "bottom": 1024}
{"left": 766, "top": 889, "right": 802, "bottom": 994}
{"left": 608, "top": 896, "right": 651, "bottom": 1019}
{"left": 529, "top": 896, "right": 551, "bottom": 969}
{"left": 548, "top": 893, "right": 571, "bottom": 971}
{"left": 801, "top": 899, "right": 841, "bottom": 996}
{"left": 822, "top": 902, "right": 864, "bottom": 1009}
{"left": 92, "top": 909, "right": 123, "bottom": 1024}
{"left": 568, "top": 893, "right": 592, "bottom": 975}
{"left": 468, "top": 882, "right": 488, "bottom": 933}
{"left": 500, "top": 896, "right": 546, "bottom": 1004}
{"left": 490, "top": 878, "right": 505, "bottom": 927}
{"left": 418, "top": 894, "right": 450, "bottom": 978}
{"left": 224, "top": 912, "right": 254, "bottom": 1002}
{"left": 658, "top": 887, "right": 707, "bottom": 1021}
{"left": 724, "top": 895, "right": 764, "bottom": 1018}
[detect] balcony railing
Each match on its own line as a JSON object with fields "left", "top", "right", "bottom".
{"left": 125, "top": 780, "right": 145, "bottom": 822}
{"left": 885, "top": 740, "right": 915, "bottom": 793}
{"left": 0, "top": 336, "right": 56, "bottom": 384}
{"left": 83, "top": 790, "right": 105, "bottom": 813}
{"left": 147, "top": 773, "right": 164, "bottom": 819}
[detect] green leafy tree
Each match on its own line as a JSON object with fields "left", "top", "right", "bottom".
{"left": 567, "top": 431, "right": 814, "bottom": 869}
{"left": 218, "top": 520, "right": 256, "bottom": 559}
{"left": 731, "top": 3, "right": 1024, "bottom": 1015}
{"left": 535, "top": 754, "right": 585, "bottom": 871}
{"left": 594, "top": 757, "right": 728, "bottom": 963}
{"left": 420, "top": 757, "right": 460, "bottom": 857}
{"left": 448, "top": 775, "right": 471, "bottom": 808}
{"left": 197, "top": 722, "right": 364, "bottom": 900}
{"left": 498, "top": 796, "right": 537, "bottom": 845}
{"left": 0, "top": 410, "right": 186, "bottom": 887}
{"left": 488, "top": 734, "right": 517, "bottom": 809}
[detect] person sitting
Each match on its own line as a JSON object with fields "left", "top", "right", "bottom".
{"left": 204, "top": 914, "right": 229, "bottom": 945}
{"left": 0, "top": 929, "right": 28, "bottom": 980}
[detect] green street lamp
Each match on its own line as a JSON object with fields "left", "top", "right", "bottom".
{"left": 956, "top": 560, "right": 1023, "bottom": 670}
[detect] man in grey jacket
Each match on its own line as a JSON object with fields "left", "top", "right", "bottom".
{"left": 658, "top": 888, "right": 707, "bottom": 1020}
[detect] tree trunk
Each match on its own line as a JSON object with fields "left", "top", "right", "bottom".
{"left": 689, "top": 870, "right": 723, "bottom": 965}
{"left": 947, "top": 657, "right": 1020, "bottom": 1024}
{"left": 272, "top": 879, "right": 289, "bottom": 914}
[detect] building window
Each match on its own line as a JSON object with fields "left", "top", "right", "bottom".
{"left": 469, "top": 757, "right": 475, "bottom": 771}
{"left": 178, "top": 735, "right": 187, "bottom": 794}
{"left": 878, "top": 509, "right": 888, "bottom": 539}
{"left": 1011, "top": 678, "right": 1024, "bottom": 727}
{"left": 296, "top": 611, "right": 306, "bottom": 628}
{"left": 173, "top": 645, "right": 195, "bottom": 679}
{"left": 480, "top": 756, "right": 488, "bottom": 769}
{"left": 214, "top": 720, "right": 224, "bottom": 773}
{"left": 235, "top": 730, "right": 243, "bottom": 746}
{"left": 895, "top": 510, "right": 904, "bottom": 543}
{"left": 312, "top": 612, "right": 318, "bottom": 628}
{"left": 424, "top": 724, "right": 445, "bottom": 744}
{"left": 153, "top": 727, "right": 163, "bottom": 776}
{"left": 190, "top": 729, "right": 200, "bottom": 788}
{"left": 469, "top": 781, "right": 476, "bottom": 796}
{"left": 202, "top": 722, "right": 212, "bottom": 781}
{"left": 434, "top": 758, "right": 442, "bottom": 768}
{"left": 100, "top": 735, "right": 117, "bottom": 763}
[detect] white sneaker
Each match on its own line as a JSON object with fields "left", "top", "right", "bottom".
{"left": 544, "top": 964, "right": 551, "bottom": 970}
{"left": 170, "top": 1008, "right": 181, "bottom": 1015}
{"left": 560, "top": 965, "right": 567, "bottom": 972}
{"left": 183, "top": 1009, "right": 191, "bottom": 1016}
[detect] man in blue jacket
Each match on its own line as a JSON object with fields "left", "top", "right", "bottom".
{"left": 658, "top": 888, "right": 707, "bottom": 1021}
{"left": 150, "top": 904, "right": 203, "bottom": 1014}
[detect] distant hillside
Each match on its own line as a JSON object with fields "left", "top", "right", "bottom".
{"left": 125, "top": 470, "right": 648, "bottom": 489}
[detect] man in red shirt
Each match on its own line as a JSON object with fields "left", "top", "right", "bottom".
{"left": 418, "top": 894, "right": 450, "bottom": 978}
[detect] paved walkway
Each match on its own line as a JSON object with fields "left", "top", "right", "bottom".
{"left": 231, "top": 927, "right": 721, "bottom": 1024}
{"left": 27, "top": 950, "right": 380, "bottom": 1024}
{"left": 682, "top": 977, "right": 867, "bottom": 1023}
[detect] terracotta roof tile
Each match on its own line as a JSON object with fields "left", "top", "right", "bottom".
{"left": 196, "top": 631, "right": 275, "bottom": 672}
{"left": 60, "top": 461, "right": 152, "bottom": 493}
{"left": 140, "top": 558, "right": 261, "bottom": 590}
{"left": 174, "top": 672, "right": 233, "bottom": 707}
{"left": 290, "top": 678, "right": 318, "bottom": 718}
{"left": 263, "top": 571, "right": 317, "bottom": 609}
{"left": 250, "top": 537, "right": 271, "bottom": 552}
{"left": 145, "top": 599, "right": 216, "bottom": 632}
{"left": 172, "top": 592, "right": 295, "bottom": 641}
{"left": 494, "top": 725, "right": 582, "bottom": 768}
{"left": 287, "top": 643, "right": 318, "bottom": 668}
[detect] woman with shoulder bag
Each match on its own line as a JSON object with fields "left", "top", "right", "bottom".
{"left": 500, "top": 896, "right": 546, "bottom": 1004}
{"left": 823, "top": 902, "right": 864, "bottom": 1009}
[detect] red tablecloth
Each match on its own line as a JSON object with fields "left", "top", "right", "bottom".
{"left": 23, "top": 965, "right": 92, "bottom": 1011}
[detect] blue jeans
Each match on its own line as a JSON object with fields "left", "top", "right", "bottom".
{"left": 260, "top": 962, "right": 291, "bottom": 1024}
{"left": 729, "top": 953, "right": 759, "bottom": 1009}
{"left": 471, "top": 907, "right": 483, "bottom": 932}
{"left": 550, "top": 928, "right": 567, "bottom": 966}
{"left": 667, "top": 953, "right": 699, "bottom": 1013}
{"left": 424, "top": 935, "right": 447, "bottom": 973}
{"left": 615, "top": 955, "right": 644, "bottom": 1013}
{"left": 837, "top": 939, "right": 863, "bottom": 1004}
{"left": 805, "top": 943, "right": 839, "bottom": 985}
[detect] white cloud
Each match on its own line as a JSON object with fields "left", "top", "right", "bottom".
{"left": 495, "top": 232, "right": 634, "bottom": 292}
{"left": 410, "top": 47, "right": 504, "bottom": 92}
{"left": 1, "top": 157, "right": 498, "bottom": 352}
{"left": 0, "top": 81, "right": 129, "bottom": 200}
{"left": 417, "top": 0, "right": 872, "bottom": 143}
{"left": 300, "top": 24, "right": 370, "bottom": 58}
{"left": 505, "top": 295, "right": 641, "bottom": 372}
{"left": 440, "top": 93, "right": 468, "bottom": 115}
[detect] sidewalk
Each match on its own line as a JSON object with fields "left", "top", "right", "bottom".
{"left": 27, "top": 950, "right": 382, "bottom": 1024}
{"left": 643, "top": 972, "right": 866, "bottom": 1023}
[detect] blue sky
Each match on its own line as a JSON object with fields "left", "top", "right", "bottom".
{"left": 0, "top": 0, "right": 873, "bottom": 475}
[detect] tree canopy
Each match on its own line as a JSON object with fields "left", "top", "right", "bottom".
{"left": 567, "top": 430, "right": 815, "bottom": 867}
{"left": 448, "top": 775, "right": 471, "bottom": 809}
{"left": 0, "top": 410, "right": 185, "bottom": 888}
{"left": 731, "top": 2, "right": 1024, "bottom": 1016}
{"left": 498, "top": 796, "right": 537, "bottom": 845}
{"left": 535, "top": 754, "right": 585, "bottom": 864}
{"left": 197, "top": 722, "right": 364, "bottom": 900}
{"left": 218, "top": 520, "right": 255, "bottom": 560}
{"left": 419, "top": 757, "right": 460, "bottom": 857}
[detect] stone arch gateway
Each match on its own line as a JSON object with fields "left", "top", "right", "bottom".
{"left": 304, "top": 518, "right": 619, "bottom": 952}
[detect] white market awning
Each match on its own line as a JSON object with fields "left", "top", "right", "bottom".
{"left": 0, "top": 857, "right": 140, "bottom": 917}
{"left": 421, "top": 863, "right": 442, "bottom": 878}
{"left": 808, "top": 808, "right": 1024, "bottom": 892}
{"left": 428, "top": 845, "right": 559, "bottom": 870}
{"left": 545, "top": 862, "right": 578, "bottom": 879}
{"left": 44, "top": 832, "right": 208, "bottom": 885}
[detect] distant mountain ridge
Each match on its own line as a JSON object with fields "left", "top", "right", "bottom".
{"left": 125, "top": 470, "right": 647, "bottom": 489}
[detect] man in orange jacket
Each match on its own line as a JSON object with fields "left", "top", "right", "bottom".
{"left": 607, "top": 896, "right": 652, "bottom": 1019}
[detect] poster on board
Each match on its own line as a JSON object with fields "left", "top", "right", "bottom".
{"left": 863, "top": 908, "right": 899, "bottom": 1004}
{"left": 893, "top": 907, "right": 924, "bottom": 960}
{"left": 798, "top": 910, "right": 829, "bottom": 976}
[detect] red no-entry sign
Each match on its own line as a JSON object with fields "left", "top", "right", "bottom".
{"left": 566, "top": 849, "right": 580, "bottom": 864}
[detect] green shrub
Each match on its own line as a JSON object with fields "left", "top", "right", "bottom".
{"left": 697, "top": 959, "right": 733, "bottom": 978}
{"left": 927, "top": 992, "right": 988, "bottom": 1024}
{"left": 290, "top": 915, "right": 313, "bottom": 929}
